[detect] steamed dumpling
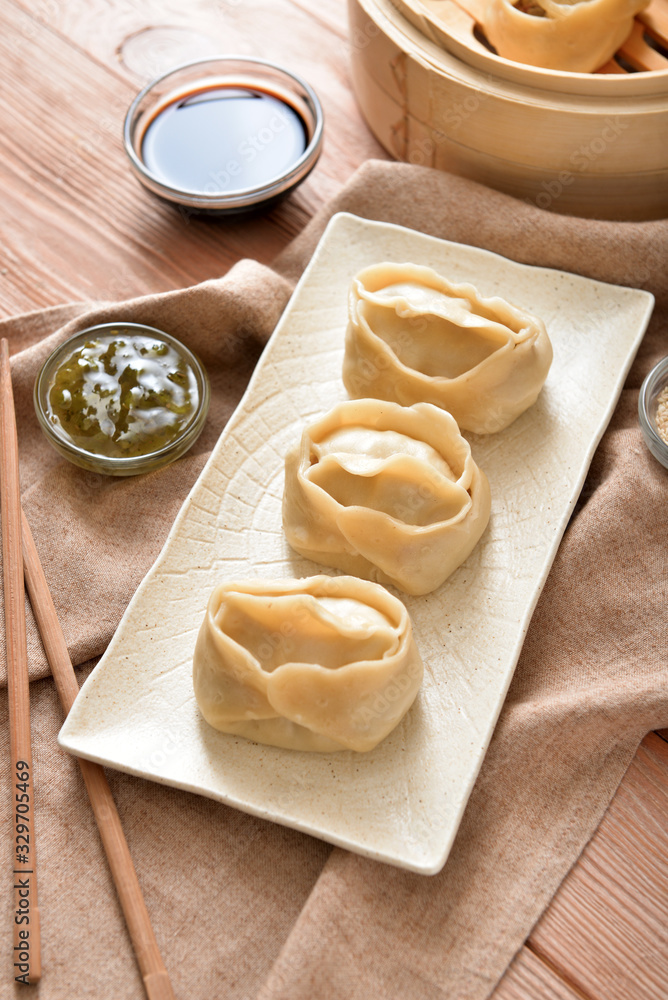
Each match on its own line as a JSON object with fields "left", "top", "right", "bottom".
{"left": 193, "top": 575, "right": 423, "bottom": 752}
{"left": 343, "top": 262, "right": 552, "bottom": 434}
{"left": 484, "top": 0, "right": 649, "bottom": 73}
{"left": 283, "top": 399, "right": 491, "bottom": 595}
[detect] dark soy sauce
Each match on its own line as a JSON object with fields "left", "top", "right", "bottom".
{"left": 140, "top": 85, "right": 309, "bottom": 195}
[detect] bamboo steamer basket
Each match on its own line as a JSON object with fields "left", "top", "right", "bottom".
{"left": 348, "top": 0, "right": 668, "bottom": 219}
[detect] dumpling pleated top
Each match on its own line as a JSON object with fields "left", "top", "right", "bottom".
{"left": 283, "top": 399, "right": 491, "bottom": 595}
{"left": 484, "top": 0, "right": 650, "bottom": 74}
{"left": 343, "top": 262, "right": 553, "bottom": 435}
{"left": 193, "top": 575, "right": 423, "bottom": 752}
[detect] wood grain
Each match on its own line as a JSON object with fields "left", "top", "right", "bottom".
{"left": 0, "top": 0, "right": 385, "bottom": 319}
{"left": 619, "top": 20, "right": 668, "bottom": 70}
{"left": 351, "top": 0, "right": 668, "bottom": 219}
{"left": 529, "top": 733, "right": 668, "bottom": 1000}
{"left": 1, "top": 2, "right": 667, "bottom": 998}
{"left": 640, "top": 0, "right": 668, "bottom": 41}
{"left": 492, "top": 946, "right": 586, "bottom": 1000}
{"left": 0, "top": 0, "right": 305, "bottom": 315}
{"left": 37, "top": 0, "right": 382, "bottom": 211}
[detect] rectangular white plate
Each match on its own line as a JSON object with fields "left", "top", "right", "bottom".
{"left": 58, "top": 214, "right": 654, "bottom": 875}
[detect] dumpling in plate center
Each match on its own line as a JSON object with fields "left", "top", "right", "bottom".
{"left": 215, "top": 591, "right": 399, "bottom": 672}
{"left": 283, "top": 398, "right": 491, "bottom": 595}
{"left": 308, "top": 425, "right": 464, "bottom": 526}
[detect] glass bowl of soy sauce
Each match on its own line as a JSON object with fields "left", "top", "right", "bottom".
{"left": 123, "top": 56, "right": 324, "bottom": 215}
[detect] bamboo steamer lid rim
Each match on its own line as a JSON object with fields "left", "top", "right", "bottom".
{"left": 388, "top": 0, "right": 668, "bottom": 96}
{"left": 349, "top": 0, "right": 668, "bottom": 220}
{"left": 370, "top": 0, "right": 668, "bottom": 111}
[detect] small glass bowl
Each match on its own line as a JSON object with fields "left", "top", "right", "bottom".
{"left": 34, "top": 322, "right": 210, "bottom": 476}
{"left": 123, "top": 55, "right": 324, "bottom": 215}
{"left": 638, "top": 355, "right": 668, "bottom": 471}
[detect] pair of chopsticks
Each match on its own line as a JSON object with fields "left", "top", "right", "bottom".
{"left": 1, "top": 340, "right": 175, "bottom": 999}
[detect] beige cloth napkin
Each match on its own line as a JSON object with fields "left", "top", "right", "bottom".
{"left": 1, "top": 162, "right": 666, "bottom": 999}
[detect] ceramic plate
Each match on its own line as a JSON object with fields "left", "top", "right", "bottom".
{"left": 58, "top": 214, "right": 654, "bottom": 874}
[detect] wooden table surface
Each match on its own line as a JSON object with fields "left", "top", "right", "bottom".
{"left": 1, "top": 2, "right": 667, "bottom": 998}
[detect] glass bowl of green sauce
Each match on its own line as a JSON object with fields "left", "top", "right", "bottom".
{"left": 34, "top": 322, "right": 210, "bottom": 476}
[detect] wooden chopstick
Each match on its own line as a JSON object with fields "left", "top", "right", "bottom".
{"left": 20, "top": 510, "right": 176, "bottom": 1000}
{"left": 0, "top": 339, "right": 41, "bottom": 984}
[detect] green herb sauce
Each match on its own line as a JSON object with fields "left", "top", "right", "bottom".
{"left": 46, "top": 333, "right": 199, "bottom": 459}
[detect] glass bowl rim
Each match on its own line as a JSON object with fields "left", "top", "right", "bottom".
{"left": 123, "top": 54, "right": 325, "bottom": 210}
{"left": 638, "top": 354, "right": 668, "bottom": 466}
{"left": 34, "top": 321, "right": 211, "bottom": 472}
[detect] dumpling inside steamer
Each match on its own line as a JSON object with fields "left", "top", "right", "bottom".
{"left": 483, "top": 0, "right": 650, "bottom": 73}
{"left": 193, "top": 575, "right": 423, "bottom": 752}
{"left": 283, "top": 398, "right": 491, "bottom": 596}
{"left": 343, "top": 262, "right": 553, "bottom": 435}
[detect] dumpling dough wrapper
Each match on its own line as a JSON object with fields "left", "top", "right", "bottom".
{"left": 283, "top": 399, "right": 491, "bottom": 596}
{"left": 484, "top": 0, "right": 650, "bottom": 74}
{"left": 193, "top": 575, "right": 423, "bottom": 752}
{"left": 344, "top": 262, "right": 553, "bottom": 434}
